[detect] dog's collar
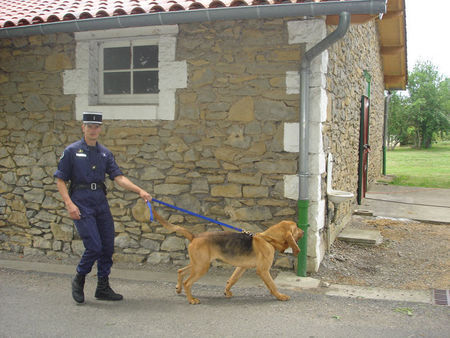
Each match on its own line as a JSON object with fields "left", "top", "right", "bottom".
{"left": 241, "top": 230, "right": 253, "bottom": 237}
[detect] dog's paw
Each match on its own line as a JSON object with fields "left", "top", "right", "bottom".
{"left": 224, "top": 290, "right": 233, "bottom": 298}
{"left": 188, "top": 297, "right": 201, "bottom": 305}
{"left": 277, "top": 294, "right": 290, "bottom": 301}
{"left": 176, "top": 285, "right": 182, "bottom": 294}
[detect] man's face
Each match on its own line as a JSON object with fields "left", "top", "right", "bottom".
{"left": 82, "top": 123, "right": 102, "bottom": 144}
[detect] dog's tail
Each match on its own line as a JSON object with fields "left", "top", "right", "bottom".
{"left": 153, "top": 209, "right": 194, "bottom": 242}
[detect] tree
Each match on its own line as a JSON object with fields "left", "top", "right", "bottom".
{"left": 387, "top": 91, "right": 410, "bottom": 149}
{"left": 388, "top": 61, "right": 449, "bottom": 148}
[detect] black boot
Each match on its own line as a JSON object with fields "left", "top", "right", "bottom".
{"left": 95, "top": 276, "right": 123, "bottom": 301}
{"left": 71, "top": 273, "right": 85, "bottom": 304}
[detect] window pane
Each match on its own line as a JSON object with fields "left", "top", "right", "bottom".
{"left": 104, "top": 47, "right": 130, "bottom": 70}
{"left": 104, "top": 72, "right": 131, "bottom": 94}
{"left": 133, "top": 45, "right": 158, "bottom": 69}
{"left": 134, "top": 71, "right": 159, "bottom": 94}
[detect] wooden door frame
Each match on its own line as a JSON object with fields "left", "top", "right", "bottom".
{"left": 358, "top": 95, "right": 370, "bottom": 205}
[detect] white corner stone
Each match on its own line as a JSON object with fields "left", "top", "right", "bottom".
{"left": 308, "top": 122, "right": 323, "bottom": 154}
{"left": 309, "top": 152, "right": 326, "bottom": 175}
{"left": 286, "top": 71, "right": 300, "bottom": 94}
{"left": 288, "top": 19, "right": 326, "bottom": 45}
{"left": 309, "top": 87, "right": 328, "bottom": 123}
{"left": 284, "top": 122, "right": 299, "bottom": 153}
{"left": 308, "top": 174, "right": 321, "bottom": 202}
{"left": 284, "top": 174, "right": 298, "bottom": 201}
{"left": 308, "top": 199, "right": 326, "bottom": 232}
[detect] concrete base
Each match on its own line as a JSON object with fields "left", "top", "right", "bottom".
{"left": 326, "top": 284, "right": 431, "bottom": 303}
{"left": 338, "top": 228, "right": 383, "bottom": 245}
{"left": 275, "top": 271, "right": 321, "bottom": 289}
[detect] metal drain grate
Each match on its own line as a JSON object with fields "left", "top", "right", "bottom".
{"left": 432, "top": 289, "right": 449, "bottom": 306}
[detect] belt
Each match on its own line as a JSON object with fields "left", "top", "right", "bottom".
{"left": 69, "top": 182, "right": 106, "bottom": 194}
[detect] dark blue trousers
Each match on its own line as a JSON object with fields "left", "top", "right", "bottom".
{"left": 71, "top": 189, "right": 115, "bottom": 277}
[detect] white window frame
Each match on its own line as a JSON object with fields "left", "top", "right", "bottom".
{"left": 99, "top": 39, "right": 159, "bottom": 105}
{"left": 63, "top": 26, "right": 187, "bottom": 121}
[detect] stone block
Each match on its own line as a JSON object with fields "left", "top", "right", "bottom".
{"left": 228, "top": 96, "right": 254, "bottom": 122}
{"left": 33, "top": 237, "right": 51, "bottom": 249}
{"left": 50, "top": 222, "right": 73, "bottom": 241}
{"left": 9, "top": 211, "right": 30, "bottom": 228}
{"left": 154, "top": 184, "right": 190, "bottom": 195}
{"left": 140, "top": 238, "right": 161, "bottom": 251}
{"left": 161, "top": 236, "right": 185, "bottom": 252}
{"left": 71, "top": 240, "right": 85, "bottom": 256}
{"left": 147, "top": 252, "right": 171, "bottom": 265}
{"left": 234, "top": 206, "right": 272, "bottom": 221}
{"left": 243, "top": 186, "right": 268, "bottom": 198}
{"left": 211, "top": 184, "right": 242, "bottom": 198}
{"left": 113, "top": 253, "right": 145, "bottom": 263}
{"left": 228, "top": 172, "right": 261, "bottom": 185}
{"left": 132, "top": 199, "right": 150, "bottom": 223}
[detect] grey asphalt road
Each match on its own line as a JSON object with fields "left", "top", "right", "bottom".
{"left": 1, "top": 267, "right": 448, "bottom": 338}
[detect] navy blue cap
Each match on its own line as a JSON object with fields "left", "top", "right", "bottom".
{"left": 83, "top": 111, "right": 102, "bottom": 124}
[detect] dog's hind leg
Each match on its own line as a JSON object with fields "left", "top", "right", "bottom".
{"left": 224, "top": 267, "right": 247, "bottom": 298}
{"left": 176, "top": 265, "right": 191, "bottom": 294}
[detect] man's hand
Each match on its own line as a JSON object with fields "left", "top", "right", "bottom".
{"left": 66, "top": 201, "right": 81, "bottom": 220}
{"left": 139, "top": 190, "right": 152, "bottom": 202}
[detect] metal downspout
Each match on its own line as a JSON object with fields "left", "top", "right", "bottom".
{"left": 382, "top": 91, "right": 392, "bottom": 175}
{"left": 297, "top": 11, "right": 351, "bottom": 277}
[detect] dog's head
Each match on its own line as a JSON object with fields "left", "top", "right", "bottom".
{"left": 260, "top": 221, "right": 304, "bottom": 255}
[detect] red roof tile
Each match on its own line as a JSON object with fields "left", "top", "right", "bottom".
{"left": 0, "top": 0, "right": 315, "bottom": 28}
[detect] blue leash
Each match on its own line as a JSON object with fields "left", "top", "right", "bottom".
{"left": 147, "top": 198, "right": 245, "bottom": 233}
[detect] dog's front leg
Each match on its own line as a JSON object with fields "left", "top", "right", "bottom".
{"left": 224, "top": 267, "right": 247, "bottom": 298}
{"left": 257, "top": 268, "right": 290, "bottom": 301}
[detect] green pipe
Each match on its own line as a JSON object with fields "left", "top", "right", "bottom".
{"left": 297, "top": 199, "right": 309, "bottom": 277}
{"left": 382, "top": 92, "right": 392, "bottom": 176}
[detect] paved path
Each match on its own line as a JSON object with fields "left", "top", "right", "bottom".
{"left": 1, "top": 263, "right": 449, "bottom": 338}
{"left": 361, "top": 184, "right": 450, "bottom": 223}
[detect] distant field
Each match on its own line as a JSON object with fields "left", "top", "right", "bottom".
{"left": 387, "top": 142, "right": 450, "bottom": 189}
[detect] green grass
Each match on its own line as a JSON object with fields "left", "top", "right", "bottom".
{"left": 387, "top": 141, "right": 450, "bottom": 189}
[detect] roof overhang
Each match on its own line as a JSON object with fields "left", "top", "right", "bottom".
{"left": 327, "top": 0, "right": 407, "bottom": 90}
{"left": 377, "top": 0, "right": 407, "bottom": 90}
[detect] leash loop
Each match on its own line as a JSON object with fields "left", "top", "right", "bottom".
{"left": 146, "top": 201, "right": 153, "bottom": 222}
{"left": 147, "top": 198, "right": 246, "bottom": 233}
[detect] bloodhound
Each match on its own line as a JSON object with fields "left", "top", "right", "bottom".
{"left": 153, "top": 210, "right": 303, "bottom": 304}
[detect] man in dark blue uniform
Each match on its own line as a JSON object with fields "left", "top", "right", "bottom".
{"left": 54, "top": 112, "right": 152, "bottom": 304}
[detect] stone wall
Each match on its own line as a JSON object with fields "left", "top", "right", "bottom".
{"left": 0, "top": 17, "right": 385, "bottom": 272}
{"left": 324, "top": 20, "right": 385, "bottom": 239}
{"left": 0, "top": 19, "right": 301, "bottom": 269}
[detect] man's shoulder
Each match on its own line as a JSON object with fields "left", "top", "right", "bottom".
{"left": 97, "top": 143, "right": 113, "bottom": 155}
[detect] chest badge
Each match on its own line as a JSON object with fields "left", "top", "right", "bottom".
{"left": 76, "top": 149, "right": 87, "bottom": 158}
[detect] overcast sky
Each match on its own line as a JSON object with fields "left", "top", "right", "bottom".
{"left": 405, "top": 0, "right": 450, "bottom": 77}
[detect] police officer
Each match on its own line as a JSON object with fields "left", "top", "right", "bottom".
{"left": 54, "top": 112, "right": 152, "bottom": 304}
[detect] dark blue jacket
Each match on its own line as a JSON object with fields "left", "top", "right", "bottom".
{"left": 54, "top": 138, "right": 122, "bottom": 185}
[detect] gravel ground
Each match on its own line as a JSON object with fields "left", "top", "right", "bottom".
{"left": 310, "top": 215, "right": 450, "bottom": 290}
